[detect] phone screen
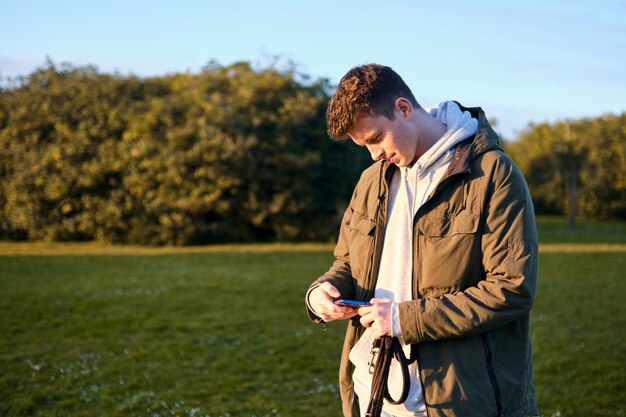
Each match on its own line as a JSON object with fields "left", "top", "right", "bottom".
{"left": 333, "top": 299, "right": 372, "bottom": 307}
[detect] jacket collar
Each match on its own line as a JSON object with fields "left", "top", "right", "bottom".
{"left": 378, "top": 102, "right": 502, "bottom": 186}
{"left": 449, "top": 102, "right": 503, "bottom": 173}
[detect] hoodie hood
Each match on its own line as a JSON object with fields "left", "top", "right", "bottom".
{"left": 416, "top": 101, "right": 479, "bottom": 172}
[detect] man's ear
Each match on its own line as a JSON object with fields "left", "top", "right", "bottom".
{"left": 394, "top": 97, "right": 413, "bottom": 119}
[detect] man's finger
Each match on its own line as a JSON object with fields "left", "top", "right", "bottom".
{"left": 360, "top": 313, "right": 373, "bottom": 328}
{"left": 320, "top": 282, "right": 341, "bottom": 298}
{"left": 357, "top": 305, "right": 372, "bottom": 315}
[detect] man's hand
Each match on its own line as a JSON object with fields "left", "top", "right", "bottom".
{"left": 309, "top": 282, "right": 359, "bottom": 322}
{"left": 358, "top": 298, "right": 394, "bottom": 339}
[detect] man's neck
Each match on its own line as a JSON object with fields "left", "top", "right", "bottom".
{"left": 413, "top": 110, "right": 447, "bottom": 162}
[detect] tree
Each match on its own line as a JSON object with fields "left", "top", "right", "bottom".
{"left": 506, "top": 114, "right": 626, "bottom": 222}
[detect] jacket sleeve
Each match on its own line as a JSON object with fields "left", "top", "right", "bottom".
{"left": 305, "top": 188, "right": 359, "bottom": 323}
{"left": 399, "top": 154, "right": 538, "bottom": 343}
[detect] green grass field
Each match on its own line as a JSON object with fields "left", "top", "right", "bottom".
{"left": 1, "top": 217, "right": 625, "bottom": 417}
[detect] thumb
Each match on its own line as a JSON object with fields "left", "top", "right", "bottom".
{"left": 322, "top": 282, "right": 341, "bottom": 298}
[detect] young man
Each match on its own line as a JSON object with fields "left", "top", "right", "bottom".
{"left": 306, "top": 64, "right": 539, "bottom": 417}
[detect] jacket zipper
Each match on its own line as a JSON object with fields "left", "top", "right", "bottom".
{"left": 422, "top": 168, "right": 471, "bottom": 210}
{"left": 481, "top": 333, "right": 504, "bottom": 417}
{"left": 417, "top": 137, "right": 475, "bottom": 211}
{"left": 365, "top": 162, "right": 388, "bottom": 292}
{"left": 409, "top": 147, "right": 472, "bottom": 417}
{"left": 364, "top": 228, "right": 378, "bottom": 294}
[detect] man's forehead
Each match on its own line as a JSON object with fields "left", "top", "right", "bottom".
{"left": 348, "top": 113, "right": 384, "bottom": 142}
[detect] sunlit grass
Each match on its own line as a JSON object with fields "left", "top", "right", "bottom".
{"left": 1, "top": 217, "right": 625, "bottom": 416}
{"left": 1, "top": 252, "right": 344, "bottom": 417}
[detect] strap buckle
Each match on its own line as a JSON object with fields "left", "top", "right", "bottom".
{"left": 368, "top": 343, "right": 380, "bottom": 374}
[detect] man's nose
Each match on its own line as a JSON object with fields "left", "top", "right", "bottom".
{"left": 367, "top": 145, "right": 384, "bottom": 161}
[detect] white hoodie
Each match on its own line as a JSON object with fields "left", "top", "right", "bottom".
{"left": 351, "top": 101, "right": 478, "bottom": 417}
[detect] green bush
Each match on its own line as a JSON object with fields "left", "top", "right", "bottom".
{"left": 0, "top": 60, "right": 371, "bottom": 244}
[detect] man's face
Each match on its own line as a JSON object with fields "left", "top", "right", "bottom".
{"left": 347, "top": 111, "right": 417, "bottom": 167}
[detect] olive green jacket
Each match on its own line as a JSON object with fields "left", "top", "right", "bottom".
{"left": 307, "top": 105, "right": 539, "bottom": 417}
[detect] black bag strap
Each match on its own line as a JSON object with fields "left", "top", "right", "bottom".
{"left": 365, "top": 336, "right": 411, "bottom": 417}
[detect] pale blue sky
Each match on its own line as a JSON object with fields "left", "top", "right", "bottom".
{"left": 1, "top": 0, "right": 624, "bottom": 139}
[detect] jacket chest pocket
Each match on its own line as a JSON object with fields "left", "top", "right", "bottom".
{"left": 419, "top": 212, "right": 478, "bottom": 237}
{"left": 346, "top": 209, "right": 376, "bottom": 283}
{"left": 417, "top": 212, "right": 483, "bottom": 295}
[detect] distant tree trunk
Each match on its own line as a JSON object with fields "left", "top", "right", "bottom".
{"left": 553, "top": 122, "right": 584, "bottom": 228}
{"left": 564, "top": 167, "right": 578, "bottom": 227}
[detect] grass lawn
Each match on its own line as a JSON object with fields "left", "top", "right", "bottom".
{"left": 1, "top": 217, "right": 625, "bottom": 417}
{"left": 1, "top": 251, "right": 344, "bottom": 417}
{"left": 532, "top": 251, "right": 625, "bottom": 416}
{"left": 536, "top": 216, "right": 626, "bottom": 244}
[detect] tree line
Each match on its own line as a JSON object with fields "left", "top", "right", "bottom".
{"left": 0, "top": 61, "right": 624, "bottom": 245}
{"left": 0, "top": 60, "right": 371, "bottom": 244}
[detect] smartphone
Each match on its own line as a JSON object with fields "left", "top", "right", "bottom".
{"left": 333, "top": 299, "right": 372, "bottom": 308}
